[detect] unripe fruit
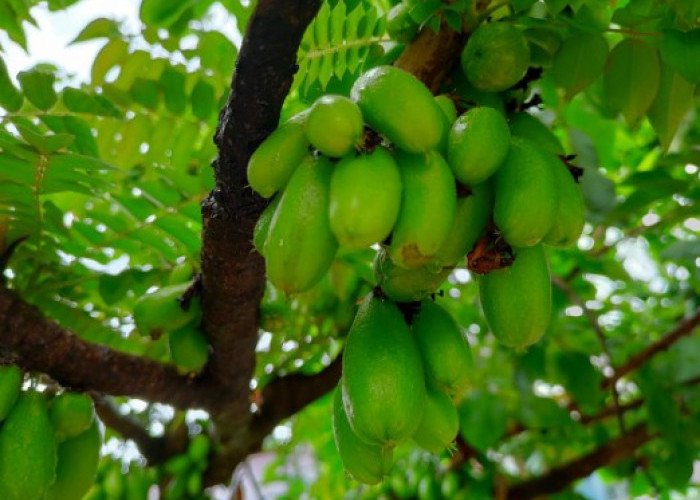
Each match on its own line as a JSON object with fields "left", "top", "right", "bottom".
{"left": 387, "top": 3, "right": 420, "bottom": 43}
{"left": 351, "top": 66, "right": 445, "bottom": 153}
{"left": 266, "top": 155, "right": 338, "bottom": 293}
{"left": 479, "top": 244, "right": 551, "bottom": 348}
{"left": 508, "top": 112, "right": 564, "bottom": 156}
{"left": 543, "top": 155, "right": 585, "bottom": 247}
{"left": 330, "top": 148, "right": 402, "bottom": 248}
{"left": 374, "top": 249, "right": 450, "bottom": 303}
{"left": 435, "top": 95, "right": 457, "bottom": 155}
{"left": 253, "top": 194, "right": 281, "bottom": 257}
{"left": 49, "top": 392, "right": 95, "bottom": 440}
{"left": 448, "top": 106, "right": 510, "bottom": 185}
{"left": 432, "top": 182, "right": 493, "bottom": 268}
{"left": 493, "top": 138, "right": 556, "bottom": 248}
{"left": 461, "top": 22, "right": 530, "bottom": 92}
{"left": 0, "top": 392, "right": 57, "bottom": 500}
{"left": 390, "top": 151, "right": 456, "bottom": 269}
{"left": 45, "top": 421, "right": 101, "bottom": 500}
{"left": 412, "top": 384, "right": 459, "bottom": 454}
{"left": 342, "top": 293, "right": 426, "bottom": 445}
{"left": 332, "top": 386, "right": 393, "bottom": 485}
{"left": 169, "top": 324, "right": 209, "bottom": 373}
{"left": 246, "top": 113, "right": 309, "bottom": 198}
{"left": 305, "top": 95, "right": 364, "bottom": 157}
{"left": 411, "top": 300, "right": 472, "bottom": 395}
{"left": 133, "top": 283, "right": 200, "bottom": 338}
{"left": 0, "top": 364, "right": 21, "bottom": 422}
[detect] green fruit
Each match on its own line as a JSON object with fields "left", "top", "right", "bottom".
{"left": 412, "top": 384, "right": 458, "bottom": 454}
{"left": 342, "top": 293, "right": 426, "bottom": 445}
{"left": 448, "top": 106, "right": 510, "bottom": 185}
{"left": 441, "top": 471, "right": 461, "bottom": 498}
{"left": 0, "top": 392, "right": 57, "bottom": 500}
{"left": 508, "top": 112, "right": 564, "bottom": 156}
{"left": 543, "top": 155, "right": 585, "bottom": 247}
{"left": 387, "top": 3, "right": 419, "bottom": 43}
{"left": 411, "top": 300, "right": 472, "bottom": 395}
{"left": 329, "top": 148, "right": 402, "bottom": 248}
{"left": 351, "top": 66, "right": 445, "bottom": 153}
{"left": 417, "top": 475, "right": 442, "bottom": 500}
{"left": 266, "top": 155, "right": 338, "bottom": 293}
{"left": 45, "top": 421, "right": 101, "bottom": 500}
{"left": 187, "top": 470, "right": 203, "bottom": 496}
{"left": 493, "top": 138, "right": 556, "bottom": 248}
{"left": 305, "top": 95, "right": 363, "bottom": 157}
{"left": 461, "top": 22, "right": 530, "bottom": 92}
{"left": 390, "top": 151, "right": 456, "bottom": 269}
{"left": 0, "top": 364, "right": 21, "bottom": 422}
{"left": 167, "top": 262, "right": 194, "bottom": 285}
{"left": 169, "top": 324, "right": 209, "bottom": 373}
{"left": 246, "top": 115, "right": 309, "bottom": 198}
{"left": 435, "top": 95, "right": 457, "bottom": 155}
{"left": 188, "top": 434, "right": 211, "bottom": 465}
{"left": 432, "top": 182, "right": 493, "bottom": 268}
{"left": 49, "top": 392, "right": 95, "bottom": 440}
{"left": 374, "top": 249, "right": 450, "bottom": 303}
{"left": 133, "top": 283, "right": 200, "bottom": 337}
{"left": 253, "top": 194, "right": 281, "bottom": 256}
{"left": 332, "top": 386, "right": 393, "bottom": 484}
{"left": 103, "top": 463, "right": 125, "bottom": 499}
{"left": 479, "top": 244, "right": 551, "bottom": 348}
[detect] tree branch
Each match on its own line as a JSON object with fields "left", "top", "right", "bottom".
{"left": 199, "top": 0, "right": 322, "bottom": 421}
{"left": 0, "top": 288, "right": 218, "bottom": 410}
{"left": 506, "top": 423, "right": 653, "bottom": 500}
{"left": 602, "top": 309, "right": 700, "bottom": 390}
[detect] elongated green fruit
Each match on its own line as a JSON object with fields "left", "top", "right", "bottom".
{"left": 479, "top": 244, "right": 551, "bottom": 348}
{"left": 342, "top": 293, "right": 426, "bottom": 445}
{"left": 351, "top": 65, "right": 445, "bottom": 153}
{"left": 0, "top": 364, "right": 21, "bottom": 422}
{"left": 169, "top": 324, "right": 209, "bottom": 373}
{"left": 49, "top": 392, "right": 94, "bottom": 440}
{"left": 412, "top": 384, "right": 459, "bottom": 454}
{"left": 411, "top": 300, "right": 472, "bottom": 395}
{"left": 133, "top": 283, "right": 201, "bottom": 337}
{"left": 448, "top": 107, "right": 510, "bottom": 185}
{"left": 508, "top": 112, "right": 564, "bottom": 156}
{"left": 332, "top": 386, "right": 393, "bottom": 485}
{"left": 543, "top": 155, "right": 585, "bottom": 247}
{"left": 253, "top": 194, "right": 281, "bottom": 256}
{"left": 390, "top": 151, "right": 456, "bottom": 269}
{"left": 246, "top": 115, "right": 309, "bottom": 198}
{"left": 305, "top": 95, "right": 363, "bottom": 157}
{"left": 493, "top": 138, "right": 556, "bottom": 247}
{"left": 435, "top": 95, "right": 457, "bottom": 156}
{"left": 0, "top": 392, "right": 57, "bottom": 500}
{"left": 330, "top": 149, "right": 402, "bottom": 248}
{"left": 374, "top": 249, "right": 450, "bottom": 303}
{"left": 266, "top": 155, "right": 338, "bottom": 293}
{"left": 45, "top": 421, "right": 101, "bottom": 500}
{"left": 433, "top": 182, "right": 493, "bottom": 268}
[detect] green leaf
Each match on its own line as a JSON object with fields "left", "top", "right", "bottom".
{"left": 70, "top": 18, "right": 121, "bottom": 44}
{"left": 0, "top": 2, "right": 27, "bottom": 50}
{"left": 91, "top": 39, "right": 130, "bottom": 85}
{"left": 16, "top": 125, "right": 74, "bottom": 154}
{"left": 17, "top": 68, "right": 57, "bottom": 111}
{"left": 130, "top": 78, "right": 161, "bottom": 109}
{"left": 550, "top": 32, "right": 608, "bottom": 100}
{"left": 659, "top": 28, "right": 700, "bottom": 84}
{"left": 0, "top": 56, "right": 23, "bottom": 112}
{"left": 552, "top": 351, "right": 603, "bottom": 409}
{"left": 458, "top": 391, "right": 508, "bottom": 452}
{"left": 190, "top": 79, "right": 216, "bottom": 121}
{"left": 602, "top": 38, "right": 660, "bottom": 127}
{"left": 140, "top": 0, "right": 197, "bottom": 27}
{"left": 647, "top": 64, "right": 695, "bottom": 152}
{"left": 159, "top": 66, "right": 187, "bottom": 115}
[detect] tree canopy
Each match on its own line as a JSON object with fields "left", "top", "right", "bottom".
{"left": 0, "top": 0, "right": 698, "bottom": 499}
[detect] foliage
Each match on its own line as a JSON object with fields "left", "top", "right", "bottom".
{"left": 0, "top": 0, "right": 698, "bottom": 499}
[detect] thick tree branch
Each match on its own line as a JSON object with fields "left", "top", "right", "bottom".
{"left": 200, "top": 0, "right": 322, "bottom": 421}
{"left": 506, "top": 423, "right": 653, "bottom": 500}
{"left": 0, "top": 288, "right": 218, "bottom": 410}
{"left": 602, "top": 309, "right": 700, "bottom": 389}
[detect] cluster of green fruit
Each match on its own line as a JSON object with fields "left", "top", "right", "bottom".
{"left": 0, "top": 365, "right": 102, "bottom": 500}
{"left": 334, "top": 294, "right": 470, "bottom": 484}
{"left": 133, "top": 277, "right": 209, "bottom": 374}
{"left": 160, "top": 434, "right": 211, "bottom": 500}
{"left": 82, "top": 460, "right": 158, "bottom": 500}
